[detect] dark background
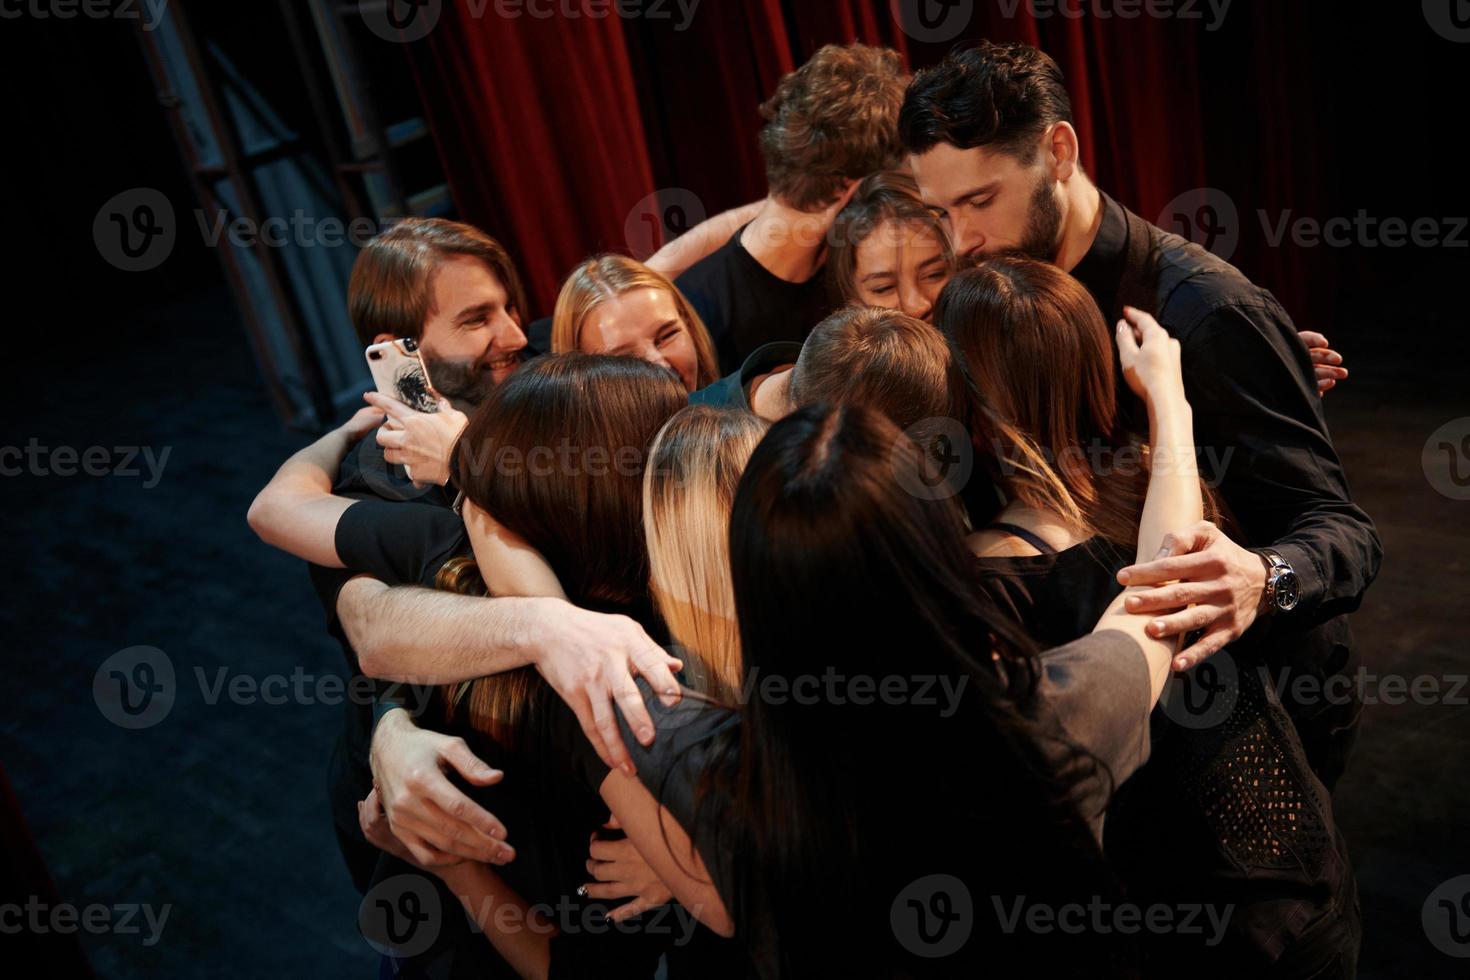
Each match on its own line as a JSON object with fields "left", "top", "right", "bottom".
{"left": 1, "top": 1, "right": 1467, "bottom": 976}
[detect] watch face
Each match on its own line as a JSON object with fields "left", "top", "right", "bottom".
{"left": 1275, "top": 570, "right": 1300, "bottom": 611}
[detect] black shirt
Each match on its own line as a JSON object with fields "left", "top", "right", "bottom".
{"left": 675, "top": 225, "right": 834, "bottom": 372}
{"left": 687, "top": 341, "right": 802, "bottom": 412}
{"left": 1070, "top": 192, "right": 1380, "bottom": 789}
{"left": 1070, "top": 191, "right": 1380, "bottom": 627}
{"left": 311, "top": 436, "right": 456, "bottom": 843}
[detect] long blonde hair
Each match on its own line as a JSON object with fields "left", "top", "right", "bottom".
{"left": 550, "top": 254, "right": 721, "bottom": 390}
{"left": 643, "top": 406, "right": 768, "bottom": 702}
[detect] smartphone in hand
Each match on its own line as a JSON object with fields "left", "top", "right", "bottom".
{"left": 366, "top": 338, "right": 439, "bottom": 414}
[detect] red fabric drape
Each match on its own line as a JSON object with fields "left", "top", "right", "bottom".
{"left": 404, "top": 2, "right": 660, "bottom": 314}
{"left": 407, "top": 1, "right": 1320, "bottom": 321}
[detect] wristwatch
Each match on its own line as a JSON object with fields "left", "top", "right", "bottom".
{"left": 1257, "top": 548, "right": 1300, "bottom": 615}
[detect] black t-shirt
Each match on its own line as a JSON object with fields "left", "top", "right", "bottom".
{"left": 687, "top": 341, "right": 801, "bottom": 412}
{"left": 973, "top": 537, "right": 1356, "bottom": 975}
{"left": 312, "top": 436, "right": 457, "bottom": 841}
{"left": 675, "top": 225, "right": 834, "bottom": 373}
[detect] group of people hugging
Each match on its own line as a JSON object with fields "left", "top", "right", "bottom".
{"left": 247, "top": 38, "right": 1378, "bottom": 980}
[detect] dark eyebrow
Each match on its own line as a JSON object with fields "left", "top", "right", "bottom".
{"left": 917, "top": 254, "right": 948, "bottom": 272}
{"left": 859, "top": 270, "right": 896, "bottom": 283}
{"left": 948, "top": 182, "right": 1000, "bottom": 209}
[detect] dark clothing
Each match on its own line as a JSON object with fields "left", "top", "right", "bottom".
{"left": 1070, "top": 192, "right": 1381, "bottom": 787}
{"left": 675, "top": 224, "right": 833, "bottom": 372}
{"left": 570, "top": 630, "right": 1152, "bottom": 979}
{"left": 526, "top": 314, "right": 553, "bottom": 358}
{"left": 311, "top": 435, "right": 456, "bottom": 895}
{"left": 974, "top": 538, "right": 1361, "bottom": 979}
{"left": 334, "top": 499, "right": 740, "bottom": 978}
{"left": 687, "top": 341, "right": 802, "bottom": 412}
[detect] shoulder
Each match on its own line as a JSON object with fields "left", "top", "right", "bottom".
{"left": 1134, "top": 212, "right": 1288, "bottom": 339}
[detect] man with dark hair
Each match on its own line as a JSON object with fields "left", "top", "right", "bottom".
{"left": 672, "top": 43, "right": 911, "bottom": 369}
{"left": 901, "top": 40, "right": 1379, "bottom": 791}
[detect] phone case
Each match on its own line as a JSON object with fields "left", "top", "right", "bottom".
{"left": 365, "top": 339, "right": 439, "bottom": 414}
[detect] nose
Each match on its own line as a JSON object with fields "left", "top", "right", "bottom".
{"left": 494, "top": 311, "right": 527, "bottom": 353}
{"left": 901, "top": 286, "right": 933, "bottom": 323}
{"left": 952, "top": 212, "right": 984, "bottom": 259}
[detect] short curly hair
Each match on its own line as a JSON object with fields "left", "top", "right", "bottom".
{"left": 759, "top": 44, "right": 910, "bottom": 212}
{"left": 899, "top": 41, "right": 1073, "bottom": 162}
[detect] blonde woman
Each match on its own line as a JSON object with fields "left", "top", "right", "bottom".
{"left": 551, "top": 254, "right": 721, "bottom": 393}
{"left": 642, "top": 406, "right": 769, "bottom": 702}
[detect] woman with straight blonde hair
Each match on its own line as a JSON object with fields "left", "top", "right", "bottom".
{"left": 551, "top": 254, "right": 721, "bottom": 393}
{"left": 642, "top": 406, "right": 769, "bottom": 702}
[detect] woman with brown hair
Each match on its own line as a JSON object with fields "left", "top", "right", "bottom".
{"left": 826, "top": 169, "right": 955, "bottom": 323}
{"left": 550, "top": 254, "right": 721, "bottom": 394}
{"left": 940, "top": 257, "right": 1361, "bottom": 979}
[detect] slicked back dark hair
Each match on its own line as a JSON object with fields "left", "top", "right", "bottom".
{"left": 899, "top": 41, "right": 1073, "bottom": 162}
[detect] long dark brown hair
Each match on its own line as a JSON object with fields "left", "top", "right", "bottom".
{"left": 825, "top": 169, "right": 955, "bottom": 307}
{"left": 443, "top": 353, "right": 686, "bottom": 740}
{"left": 695, "top": 404, "right": 1131, "bottom": 977}
{"left": 938, "top": 256, "right": 1217, "bottom": 544}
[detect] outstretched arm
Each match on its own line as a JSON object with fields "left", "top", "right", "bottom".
{"left": 645, "top": 199, "right": 764, "bottom": 279}
{"left": 246, "top": 405, "right": 383, "bottom": 567}
{"left": 1091, "top": 308, "right": 1204, "bottom": 702}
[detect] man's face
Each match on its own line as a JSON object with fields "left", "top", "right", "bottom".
{"left": 909, "top": 139, "right": 1062, "bottom": 265}
{"left": 417, "top": 254, "right": 527, "bottom": 406}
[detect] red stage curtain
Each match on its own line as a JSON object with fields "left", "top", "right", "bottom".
{"left": 406, "top": 2, "right": 1320, "bottom": 320}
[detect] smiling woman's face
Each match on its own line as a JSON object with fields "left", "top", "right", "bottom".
{"left": 576, "top": 286, "right": 700, "bottom": 393}
{"left": 851, "top": 219, "right": 952, "bottom": 324}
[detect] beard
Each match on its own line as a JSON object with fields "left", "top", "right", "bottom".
{"left": 422, "top": 354, "right": 498, "bottom": 408}
{"left": 957, "top": 173, "right": 1064, "bottom": 269}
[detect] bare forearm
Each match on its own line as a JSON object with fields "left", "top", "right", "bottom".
{"left": 1096, "top": 406, "right": 1202, "bottom": 698}
{"left": 339, "top": 578, "right": 550, "bottom": 683}
{"left": 645, "top": 199, "right": 764, "bottom": 278}
{"left": 246, "top": 428, "right": 360, "bottom": 566}
{"left": 439, "top": 863, "right": 553, "bottom": 980}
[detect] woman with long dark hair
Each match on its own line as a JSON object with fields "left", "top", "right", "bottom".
{"left": 941, "top": 257, "right": 1360, "bottom": 979}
